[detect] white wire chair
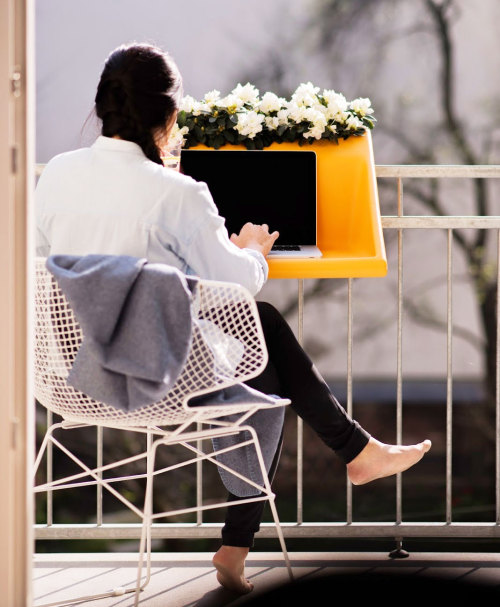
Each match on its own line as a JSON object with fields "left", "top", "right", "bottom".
{"left": 33, "top": 257, "right": 293, "bottom": 606}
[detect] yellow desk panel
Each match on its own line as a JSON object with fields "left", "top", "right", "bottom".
{"left": 267, "top": 252, "right": 388, "bottom": 279}
{"left": 188, "top": 132, "right": 387, "bottom": 279}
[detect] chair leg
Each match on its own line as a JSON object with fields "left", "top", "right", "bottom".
{"left": 134, "top": 433, "right": 155, "bottom": 606}
{"left": 266, "top": 493, "right": 294, "bottom": 582}
{"left": 245, "top": 426, "right": 294, "bottom": 583}
{"left": 33, "top": 422, "right": 67, "bottom": 479}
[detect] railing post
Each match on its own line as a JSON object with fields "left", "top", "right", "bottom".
{"left": 46, "top": 409, "right": 53, "bottom": 526}
{"left": 389, "top": 177, "right": 409, "bottom": 559}
{"left": 97, "top": 426, "right": 103, "bottom": 526}
{"left": 446, "top": 229, "right": 453, "bottom": 525}
{"left": 346, "top": 278, "right": 353, "bottom": 524}
{"left": 297, "top": 279, "right": 304, "bottom": 525}
{"left": 496, "top": 230, "right": 500, "bottom": 525}
{"left": 196, "top": 424, "right": 203, "bottom": 526}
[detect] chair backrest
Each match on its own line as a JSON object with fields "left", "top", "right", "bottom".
{"left": 34, "top": 258, "right": 269, "bottom": 428}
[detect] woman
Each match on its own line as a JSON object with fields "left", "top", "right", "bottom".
{"left": 36, "top": 43, "right": 431, "bottom": 595}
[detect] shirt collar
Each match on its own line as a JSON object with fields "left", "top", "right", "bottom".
{"left": 92, "top": 135, "right": 146, "bottom": 157}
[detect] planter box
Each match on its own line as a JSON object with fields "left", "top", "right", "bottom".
{"left": 187, "top": 131, "right": 387, "bottom": 279}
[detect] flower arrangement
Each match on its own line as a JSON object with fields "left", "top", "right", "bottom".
{"left": 171, "top": 82, "right": 376, "bottom": 150}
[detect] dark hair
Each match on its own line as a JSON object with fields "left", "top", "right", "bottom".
{"left": 94, "top": 43, "right": 182, "bottom": 165}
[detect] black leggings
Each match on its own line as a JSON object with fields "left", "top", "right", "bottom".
{"left": 221, "top": 301, "right": 370, "bottom": 547}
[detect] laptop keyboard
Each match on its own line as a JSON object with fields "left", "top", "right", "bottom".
{"left": 271, "top": 244, "right": 301, "bottom": 251}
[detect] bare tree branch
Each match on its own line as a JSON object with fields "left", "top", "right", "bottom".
{"left": 425, "top": 0, "right": 489, "bottom": 253}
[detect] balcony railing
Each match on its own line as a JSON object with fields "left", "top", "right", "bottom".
{"left": 34, "top": 164, "right": 500, "bottom": 548}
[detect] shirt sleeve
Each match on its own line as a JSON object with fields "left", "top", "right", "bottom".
{"left": 180, "top": 181, "right": 269, "bottom": 296}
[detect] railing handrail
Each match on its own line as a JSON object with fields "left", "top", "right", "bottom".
{"left": 35, "top": 163, "right": 500, "bottom": 179}
{"left": 376, "top": 165, "right": 500, "bottom": 178}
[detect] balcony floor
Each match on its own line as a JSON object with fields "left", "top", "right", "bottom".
{"left": 34, "top": 551, "right": 500, "bottom": 606}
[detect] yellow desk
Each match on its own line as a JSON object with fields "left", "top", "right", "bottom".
{"left": 191, "top": 131, "right": 387, "bottom": 279}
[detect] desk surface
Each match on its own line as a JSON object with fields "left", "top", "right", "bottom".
{"left": 267, "top": 249, "right": 387, "bottom": 279}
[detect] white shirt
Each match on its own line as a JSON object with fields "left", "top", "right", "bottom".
{"left": 35, "top": 136, "right": 268, "bottom": 296}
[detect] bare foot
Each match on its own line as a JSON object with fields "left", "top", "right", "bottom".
{"left": 212, "top": 546, "right": 254, "bottom": 594}
{"left": 346, "top": 437, "right": 432, "bottom": 485}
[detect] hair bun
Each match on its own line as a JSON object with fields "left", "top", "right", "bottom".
{"left": 95, "top": 43, "right": 183, "bottom": 165}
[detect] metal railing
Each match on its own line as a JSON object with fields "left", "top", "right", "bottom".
{"left": 34, "top": 164, "right": 500, "bottom": 546}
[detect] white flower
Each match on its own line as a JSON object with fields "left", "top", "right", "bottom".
{"left": 190, "top": 100, "right": 211, "bottom": 116}
{"left": 234, "top": 110, "right": 265, "bottom": 139}
{"left": 179, "top": 95, "right": 197, "bottom": 113}
{"left": 265, "top": 116, "right": 280, "bottom": 130}
{"left": 168, "top": 124, "right": 189, "bottom": 147}
{"left": 286, "top": 101, "right": 308, "bottom": 123}
{"left": 315, "top": 103, "right": 329, "bottom": 117}
{"left": 331, "top": 110, "right": 349, "bottom": 125}
{"left": 302, "top": 107, "right": 327, "bottom": 139}
{"left": 303, "top": 107, "right": 327, "bottom": 127}
{"left": 349, "top": 97, "right": 374, "bottom": 117}
{"left": 232, "top": 83, "right": 260, "bottom": 107}
{"left": 324, "top": 106, "right": 340, "bottom": 121}
{"left": 287, "top": 103, "right": 327, "bottom": 133}
{"left": 259, "top": 92, "right": 285, "bottom": 114}
{"left": 345, "top": 114, "right": 365, "bottom": 130}
{"left": 203, "top": 89, "right": 221, "bottom": 106}
{"left": 292, "top": 82, "right": 320, "bottom": 107}
{"left": 304, "top": 125, "right": 325, "bottom": 139}
{"left": 218, "top": 93, "right": 244, "bottom": 112}
{"left": 322, "top": 90, "right": 348, "bottom": 120}
{"left": 277, "top": 109, "right": 290, "bottom": 126}
{"left": 191, "top": 102, "right": 202, "bottom": 116}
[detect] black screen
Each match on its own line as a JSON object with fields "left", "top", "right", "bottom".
{"left": 180, "top": 150, "right": 317, "bottom": 245}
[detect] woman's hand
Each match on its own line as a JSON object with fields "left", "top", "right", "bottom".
{"left": 230, "top": 222, "right": 279, "bottom": 257}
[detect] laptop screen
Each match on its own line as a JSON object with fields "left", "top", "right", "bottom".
{"left": 180, "top": 150, "right": 317, "bottom": 245}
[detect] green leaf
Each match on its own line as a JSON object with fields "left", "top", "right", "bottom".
{"left": 214, "top": 134, "right": 225, "bottom": 149}
{"left": 253, "top": 136, "right": 264, "bottom": 150}
{"left": 177, "top": 110, "right": 187, "bottom": 128}
{"left": 262, "top": 132, "right": 273, "bottom": 148}
{"left": 206, "top": 125, "right": 219, "bottom": 136}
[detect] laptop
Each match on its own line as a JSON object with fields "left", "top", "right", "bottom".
{"left": 180, "top": 149, "right": 322, "bottom": 258}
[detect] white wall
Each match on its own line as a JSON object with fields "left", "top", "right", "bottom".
{"left": 35, "top": 0, "right": 295, "bottom": 162}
